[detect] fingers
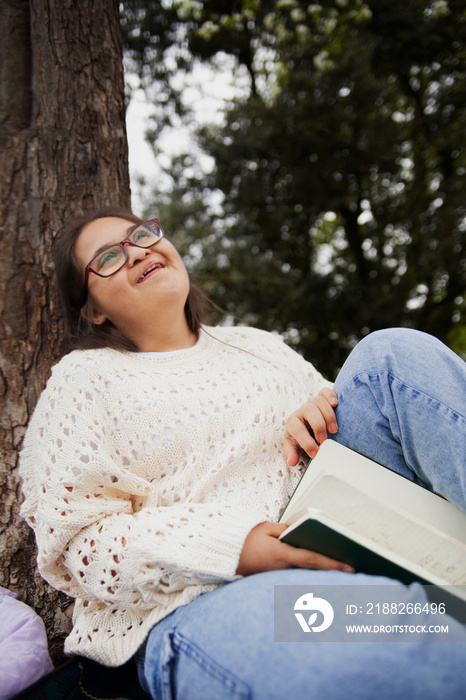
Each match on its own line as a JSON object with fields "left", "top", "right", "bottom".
{"left": 309, "top": 395, "right": 339, "bottom": 440}
{"left": 284, "top": 410, "right": 320, "bottom": 463}
{"left": 265, "top": 522, "right": 289, "bottom": 537}
{"left": 283, "top": 436, "right": 300, "bottom": 467}
{"left": 269, "top": 524, "right": 354, "bottom": 572}
{"left": 236, "top": 521, "right": 355, "bottom": 576}
{"left": 318, "top": 387, "right": 338, "bottom": 407}
{"left": 236, "top": 522, "right": 288, "bottom": 576}
{"left": 279, "top": 540, "right": 355, "bottom": 573}
{"left": 283, "top": 394, "right": 338, "bottom": 465}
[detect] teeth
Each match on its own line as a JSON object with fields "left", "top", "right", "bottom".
{"left": 139, "top": 263, "right": 162, "bottom": 282}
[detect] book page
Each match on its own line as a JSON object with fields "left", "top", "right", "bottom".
{"left": 306, "top": 476, "right": 466, "bottom": 586}
{"left": 283, "top": 441, "right": 466, "bottom": 543}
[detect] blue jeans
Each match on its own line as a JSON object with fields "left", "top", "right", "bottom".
{"left": 138, "top": 329, "right": 466, "bottom": 699}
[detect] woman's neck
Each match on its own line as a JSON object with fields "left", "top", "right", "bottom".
{"left": 133, "top": 318, "right": 198, "bottom": 353}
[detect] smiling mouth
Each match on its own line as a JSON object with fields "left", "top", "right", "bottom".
{"left": 138, "top": 262, "right": 164, "bottom": 283}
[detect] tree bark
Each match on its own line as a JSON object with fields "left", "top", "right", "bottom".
{"left": 0, "top": 0, "right": 131, "bottom": 663}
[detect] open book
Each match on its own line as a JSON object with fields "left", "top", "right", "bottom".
{"left": 278, "top": 440, "right": 466, "bottom": 607}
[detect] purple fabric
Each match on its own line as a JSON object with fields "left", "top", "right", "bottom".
{"left": 0, "top": 586, "right": 54, "bottom": 699}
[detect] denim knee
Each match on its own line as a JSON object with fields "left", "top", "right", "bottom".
{"left": 331, "top": 327, "right": 466, "bottom": 503}
{"left": 342, "top": 327, "right": 436, "bottom": 369}
{"left": 335, "top": 327, "right": 463, "bottom": 397}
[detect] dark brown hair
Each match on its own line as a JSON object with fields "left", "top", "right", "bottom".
{"left": 53, "top": 206, "right": 210, "bottom": 352}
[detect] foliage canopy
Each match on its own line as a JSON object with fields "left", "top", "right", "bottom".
{"left": 121, "top": 0, "right": 466, "bottom": 377}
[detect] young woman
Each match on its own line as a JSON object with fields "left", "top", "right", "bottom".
{"left": 19, "top": 208, "right": 466, "bottom": 699}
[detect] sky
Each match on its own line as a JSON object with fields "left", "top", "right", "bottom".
{"left": 125, "top": 58, "right": 249, "bottom": 213}
{"left": 126, "top": 88, "right": 161, "bottom": 213}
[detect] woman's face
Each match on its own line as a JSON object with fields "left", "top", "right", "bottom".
{"left": 74, "top": 216, "right": 194, "bottom": 350}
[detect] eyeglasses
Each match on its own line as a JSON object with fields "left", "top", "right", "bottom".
{"left": 83, "top": 218, "right": 164, "bottom": 295}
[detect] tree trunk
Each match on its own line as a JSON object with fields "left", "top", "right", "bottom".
{"left": 0, "top": 0, "right": 131, "bottom": 663}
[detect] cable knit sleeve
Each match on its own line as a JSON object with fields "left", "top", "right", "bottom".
{"left": 19, "top": 356, "right": 264, "bottom": 611}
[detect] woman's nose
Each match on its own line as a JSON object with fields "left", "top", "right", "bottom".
{"left": 126, "top": 243, "right": 151, "bottom": 266}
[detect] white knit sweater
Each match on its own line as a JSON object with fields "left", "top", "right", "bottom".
{"left": 19, "top": 325, "right": 330, "bottom": 666}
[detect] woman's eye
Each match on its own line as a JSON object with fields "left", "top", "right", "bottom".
{"left": 132, "top": 229, "right": 151, "bottom": 243}
{"left": 95, "top": 249, "right": 119, "bottom": 270}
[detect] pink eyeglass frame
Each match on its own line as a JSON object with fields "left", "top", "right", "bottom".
{"left": 83, "top": 218, "right": 164, "bottom": 295}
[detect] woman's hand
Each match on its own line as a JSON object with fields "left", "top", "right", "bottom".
{"left": 236, "top": 521, "right": 354, "bottom": 576}
{"left": 283, "top": 387, "right": 338, "bottom": 467}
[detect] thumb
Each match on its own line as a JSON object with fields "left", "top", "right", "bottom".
{"left": 264, "top": 522, "right": 289, "bottom": 538}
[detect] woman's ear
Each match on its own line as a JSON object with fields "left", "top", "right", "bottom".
{"left": 80, "top": 300, "right": 107, "bottom": 326}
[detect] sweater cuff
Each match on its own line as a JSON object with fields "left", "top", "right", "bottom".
{"left": 184, "top": 507, "right": 266, "bottom": 582}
